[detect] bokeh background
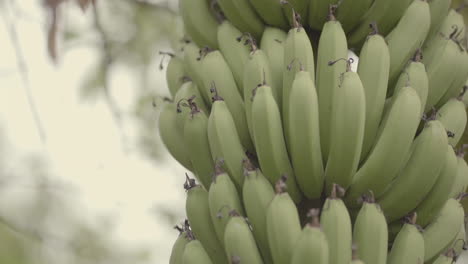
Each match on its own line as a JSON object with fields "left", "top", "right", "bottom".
{"left": 0, "top": 0, "right": 467, "bottom": 263}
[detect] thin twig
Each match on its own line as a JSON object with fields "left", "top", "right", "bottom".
{"left": 2, "top": 0, "right": 47, "bottom": 144}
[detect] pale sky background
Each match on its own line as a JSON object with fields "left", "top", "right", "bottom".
{"left": 0, "top": 0, "right": 467, "bottom": 263}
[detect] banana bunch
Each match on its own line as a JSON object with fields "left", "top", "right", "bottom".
{"left": 160, "top": 0, "right": 468, "bottom": 263}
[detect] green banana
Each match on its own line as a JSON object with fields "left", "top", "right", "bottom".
{"left": 260, "top": 27, "right": 287, "bottom": 106}
{"left": 423, "top": 198, "right": 465, "bottom": 262}
{"left": 179, "top": 0, "right": 219, "bottom": 49}
{"left": 436, "top": 98, "right": 467, "bottom": 147}
{"left": 200, "top": 50, "right": 253, "bottom": 152}
{"left": 242, "top": 160, "right": 274, "bottom": 264}
{"left": 425, "top": 38, "right": 465, "bottom": 113}
{"left": 356, "top": 26, "right": 390, "bottom": 161}
{"left": 182, "top": 239, "right": 214, "bottom": 264}
{"left": 437, "top": 49, "right": 468, "bottom": 108}
{"left": 217, "top": 21, "right": 251, "bottom": 92}
{"left": 185, "top": 179, "right": 227, "bottom": 263}
{"left": 207, "top": 98, "right": 248, "bottom": 191}
{"left": 224, "top": 211, "right": 264, "bottom": 264}
{"left": 345, "top": 86, "right": 421, "bottom": 207}
{"left": 283, "top": 24, "right": 315, "bottom": 150}
{"left": 175, "top": 82, "right": 208, "bottom": 131}
{"left": 432, "top": 251, "right": 455, "bottom": 264}
{"left": 390, "top": 50, "right": 429, "bottom": 115}
{"left": 315, "top": 10, "right": 348, "bottom": 161}
{"left": 425, "top": 8, "right": 465, "bottom": 49}
{"left": 320, "top": 184, "right": 352, "bottom": 264}
{"left": 170, "top": 228, "right": 190, "bottom": 264}
{"left": 183, "top": 43, "right": 211, "bottom": 105}
{"left": 386, "top": 0, "right": 431, "bottom": 85}
{"left": 336, "top": 0, "right": 374, "bottom": 33}
{"left": 184, "top": 103, "right": 213, "bottom": 190}
{"left": 244, "top": 48, "right": 277, "bottom": 141}
{"left": 325, "top": 66, "right": 366, "bottom": 194}
{"left": 449, "top": 150, "right": 468, "bottom": 198}
{"left": 216, "top": 0, "right": 264, "bottom": 40}
{"left": 415, "top": 144, "right": 458, "bottom": 228}
{"left": 427, "top": 0, "right": 453, "bottom": 42}
{"left": 266, "top": 178, "right": 302, "bottom": 264}
{"left": 208, "top": 165, "right": 245, "bottom": 246}
{"left": 452, "top": 221, "right": 466, "bottom": 257}
{"left": 308, "top": 0, "right": 340, "bottom": 31}
{"left": 249, "top": 0, "right": 288, "bottom": 29}
{"left": 251, "top": 85, "right": 302, "bottom": 203}
{"left": 291, "top": 209, "right": 329, "bottom": 264}
{"left": 387, "top": 214, "right": 425, "bottom": 264}
{"left": 164, "top": 54, "right": 187, "bottom": 97}
{"left": 158, "top": 102, "right": 193, "bottom": 171}
{"left": 352, "top": 195, "right": 388, "bottom": 264}
{"left": 347, "top": 0, "right": 413, "bottom": 48}
{"left": 288, "top": 70, "right": 324, "bottom": 199}
{"left": 282, "top": 0, "right": 310, "bottom": 28}
{"left": 378, "top": 120, "right": 448, "bottom": 222}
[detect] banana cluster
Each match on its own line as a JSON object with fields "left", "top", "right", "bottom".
{"left": 162, "top": 0, "right": 468, "bottom": 263}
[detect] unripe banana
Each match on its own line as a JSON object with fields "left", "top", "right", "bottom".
{"left": 242, "top": 160, "right": 274, "bottom": 264}
{"left": 325, "top": 67, "right": 366, "bottom": 194}
{"left": 386, "top": 0, "right": 431, "bottom": 85}
{"left": 346, "top": 86, "right": 421, "bottom": 207}
{"left": 449, "top": 151, "right": 468, "bottom": 199}
{"left": 200, "top": 50, "right": 254, "bottom": 152}
{"left": 415, "top": 144, "right": 458, "bottom": 228}
{"left": 425, "top": 8, "right": 465, "bottom": 49}
{"left": 387, "top": 214, "right": 425, "bottom": 264}
{"left": 175, "top": 82, "right": 208, "bottom": 131}
{"left": 391, "top": 51, "right": 429, "bottom": 115}
{"left": 347, "top": 0, "right": 413, "bottom": 48}
{"left": 184, "top": 105, "right": 214, "bottom": 190}
{"left": 288, "top": 70, "right": 324, "bottom": 199}
{"left": 315, "top": 10, "right": 348, "bottom": 160}
{"left": 291, "top": 209, "right": 329, "bottom": 264}
{"left": 165, "top": 54, "right": 187, "bottom": 97}
{"left": 207, "top": 98, "right": 248, "bottom": 191}
{"left": 249, "top": 0, "right": 288, "bottom": 29}
{"left": 260, "top": 27, "right": 287, "bottom": 106}
{"left": 423, "top": 198, "right": 465, "bottom": 262}
{"left": 357, "top": 27, "right": 390, "bottom": 161}
{"left": 252, "top": 85, "right": 302, "bottom": 203}
{"left": 244, "top": 48, "right": 277, "bottom": 141}
{"left": 208, "top": 165, "right": 245, "bottom": 246}
{"left": 217, "top": 21, "right": 251, "bottom": 91}
{"left": 320, "top": 185, "right": 352, "bottom": 264}
{"left": 283, "top": 24, "right": 315, "bottom": 150}
{"left": 224, "top": 211, "right": 264, "bottom": 264}
{"left": 308, "top": 0, "right": 339, "bottom": 31}
{"left": 266, "top": 178, "right": 302, "bottom": 264}
{"left": 378, "top": 120, "right": 448, "bottom": 222}
{"left": 352, "top": 196, "right": 388, "bottom": 264}
{"left": 335, "top": 0, "right": 373, "bottom": 33}
{"left": 452, "top": 221, "right": 466, "bottom": 257}
{"left": 216, "top": 0, "right": 264, "bottom": 40}
{"left": 425, "top": 38, "right": 465, "bottom": 112}
{"left": 182, "top": 239, "right": 214, "bottom": 264}
{"left": 179, "top": 0, "right": 219, "bottom": 49}
{"left": 185, "top": 179, "right": 227, "bottom": 263}
{"left": 170, "top": 229, "right": 190, "bottom": 264}
{"left": 437, "top": 49, "right": 468, "bottom": 108}
{"left": 432, "top": 251, "right": 455, "bottom": 264}
{"left": 436, "top": 98, "right": 467, "bottom": 147}
{"left": 427, "top": 0, "right": 453, "bottom": 42}
{"left": 183, "top": 43, "right": 211, "bottom": 105}
{"left": 282, "top": 0, "right": 310, "bottom": 28}
{"left": 158, "top": 102, "right": 193, "bottom": 171}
